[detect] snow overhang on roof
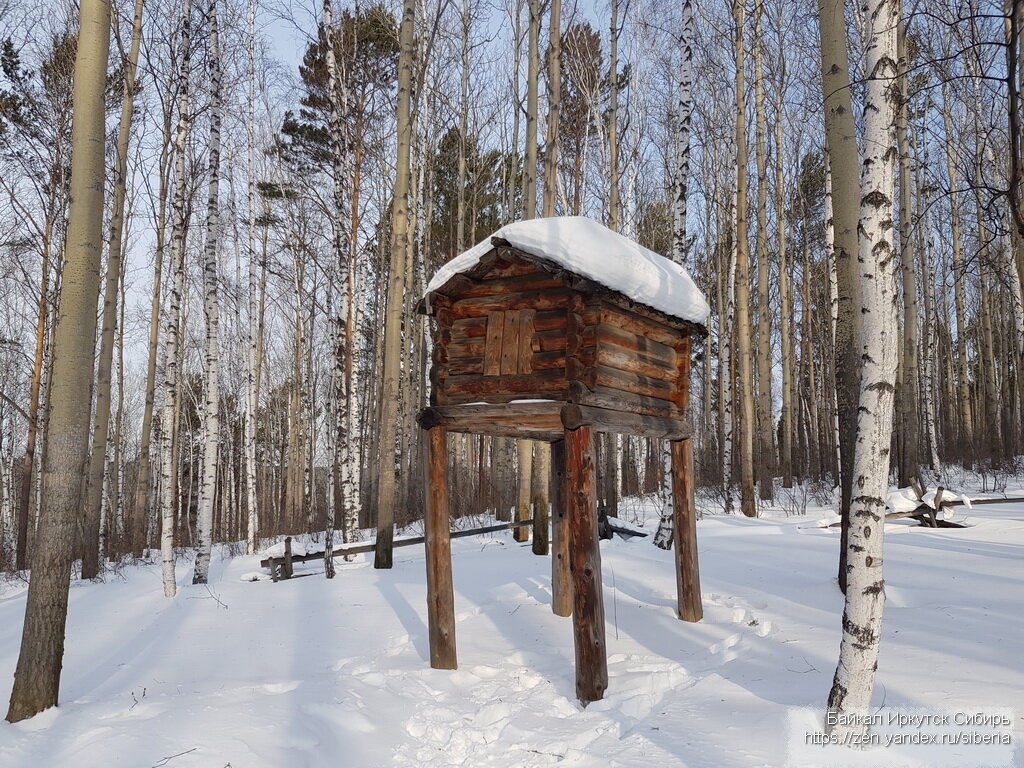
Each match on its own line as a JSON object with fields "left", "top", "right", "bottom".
{"left": 424, "top": 216, "right": 710, "bottom": 327}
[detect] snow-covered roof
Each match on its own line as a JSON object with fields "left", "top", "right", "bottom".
{"left": 425, "top": 216, "right": 710, "bottom": 326}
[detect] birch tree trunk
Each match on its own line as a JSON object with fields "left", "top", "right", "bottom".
{"left": 827, "top": 0, "right": 900, "bottom": 737}
{"left": 6, "top": 0, "right": 110, "bottom": 723}
{"left": 244, "top": 0, "right": 260, "bottom": 555}
{"left": 192, "top": 0, "right": 222, "bottom": 586}
{"left": 81, "top": 0, "right": 145, "bottom": 579}
{"left": 655, "top": 0, "right": 694, "bottom": 548}
{"left": 159, "top": 0, "right": 194, "bottom": 599}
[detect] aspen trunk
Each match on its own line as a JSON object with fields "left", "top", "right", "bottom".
{"left": 732, "top": 0, "right": 756, "bottom": 518}
{"left": 753, "top": 2, "right": 774, "bottom": 501}
{"left": 374, "top": 0, "right": 416, "bottom": 569}
{"left": 827, "top": 0, "right": 899, "bottom": 737}
{"left": 896, "top": 22, "right": 919, "bottom": 486}
{"left": 6, "top": 0, "right": 110, "bottom": 723}
{"left": 523, "top": 0, "right": 540, "bottom": 219}
{"left": 81, "top": 0, "right": 145, "bottom": 579}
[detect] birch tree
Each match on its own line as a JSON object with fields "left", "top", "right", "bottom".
{"left": 159, "top": 0, "right": 194, "bottom": 598}
{"left": 827, "top": 0, "right": 900, "bottom": 739}
{"left": 192, "top": 0, "right": 222, "bottom": 586}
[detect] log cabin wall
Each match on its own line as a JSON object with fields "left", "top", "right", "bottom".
{"left": 427, "top": 246, "right": 695, "bottom": 420}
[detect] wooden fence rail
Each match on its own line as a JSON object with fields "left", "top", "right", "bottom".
{"left": 261, "top": 519, "right": 534, "bottom": 581}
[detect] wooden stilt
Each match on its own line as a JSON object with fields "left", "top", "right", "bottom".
{"left": 550, "top": 439, "right": 572, "bottom": 617}
{"left": 425, "top": 426, "right": 457, "bottom": 669}
{"left": 565, "top": 425, "right": 608, "bottom": 704}
{"left": 671, "top": 438, "right": 702, "bottom": 622}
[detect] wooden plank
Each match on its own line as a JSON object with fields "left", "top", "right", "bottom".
{"left": 565, "top": 425, "right": 608, "bottom": 704}
{"left": 550, "top": 439, "right": 572, "bottom": 617}
{"left": 560, "top": 403, "right": 692, "bottom": 440}
{"left": 518, "top": 309, "right": 536, "bottom": 373}
{"left": 671, "top": 439, "right": 702, "bottom": 622}
{"left": 425, "top": 427, "right": 457, "bottom": 669}
{"left": 483, "top": 311, "right": 503, "bottom": 375}
{"left": 500, "top": 310, "right": 521, "bottom": 375}
{"left": 597, "top": 322, "right": 677, "bottom": 366}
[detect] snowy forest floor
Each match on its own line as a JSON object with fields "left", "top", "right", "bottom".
{"left": 0, "top": 491, "right": 1022, "bottom": 767}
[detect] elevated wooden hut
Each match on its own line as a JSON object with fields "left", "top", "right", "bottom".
{"left": 418, "top": 216, "right": 709, "bottom": 704}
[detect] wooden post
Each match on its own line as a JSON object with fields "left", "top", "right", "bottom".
{"left": 670, "top": 439, "right": 702, "bottom": 622}
{"left": 425, "top": 426, "right": 457, "bottom": 669}
{"left": 283, "top": 536, "right": 293, "bottom": 579}
{"left": 565, "top": 425, "right": 607, "bottom": 704}
{"left": 550, "top": 439, "right": 572, "bottom": 617}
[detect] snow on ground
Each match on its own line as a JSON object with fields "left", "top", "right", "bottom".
{"left": 0, "top": 495, "right": 1021, "bottom": 767}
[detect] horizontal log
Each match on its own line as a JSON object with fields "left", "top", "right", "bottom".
{"left": 534, "top": 329, "right": 568, "bottom": 352}
{"left": 560, "top": 403, "right": 692, "bottom": 439}
{"left": 451, "top": 316, "right": 487, "bottom": 339}
{"left": 440, "top": 389, "right": 569, "bottom": 406}
{"left": 597, "top": 344, "right": 677, "bottom": 383}
{"left": 448, "top": 357, "right": 483, "bottom": 376}
{"left": 569, "top": 382, "right": 681, "bottom": 418}
{"left": 597, "top": 323, "right": 677, "bottom": 366}
{"left": 593, "top": 364, "right": 676, "bottom": 401}
{"left": 460, "top": 273, "right": 564, "bottom": 298}
{"left": 261, "top": 519, "right": 536, "bottom": 570}
{"left": 449, "top": 340, "right": 484, "bottom": 359}
{"left": 601, "top": 291, "right": 705, "bottom": 338}
{"left": 531, "top": 350, "right": 566, "bottom": 371}
{"left": 601, "top": 303, "right": 686, "bottom": 348}
{"left": 441, "top": 367, "right": 566, "bottom": 397}
{"left": 419, "top": 402, "right": 565, "bottom": 440}
{"left": 451, "top": 289, "right": 570, "bottom": 319}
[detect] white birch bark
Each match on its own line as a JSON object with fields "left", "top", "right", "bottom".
{"left": 244, "top": 0, "right": 259, "bottom": 555}
{"left": 159, "top": 0, "right": 194, "bottom": 599}
{"left": 827, "top": 0, "right": 900, "bottom": 739}
{"left": 655, "top": 0, "right": 695, "bottom": 548}
{"left": 192, "top": 0, "right": 222, "bottom": 586}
